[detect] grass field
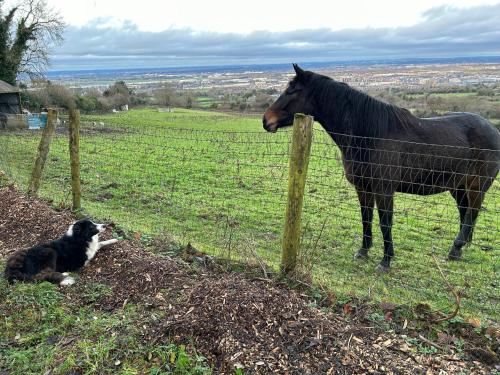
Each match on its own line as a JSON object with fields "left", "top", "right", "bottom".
{"left": 0, "top": 108, "right": 498, "bottom": 321}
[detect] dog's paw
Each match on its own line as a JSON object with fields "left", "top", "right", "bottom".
{"left": 60, "top": 276, "right": 75, "bottom": 286}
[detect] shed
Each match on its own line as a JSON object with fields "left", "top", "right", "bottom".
{"left": 0, "top": 80, "right": 22, "bottom": 114}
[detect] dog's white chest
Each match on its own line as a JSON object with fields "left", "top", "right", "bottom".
{"left": 85, "top": 234, "right": 99, "bottom": 266}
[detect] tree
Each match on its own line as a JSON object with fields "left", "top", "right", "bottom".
{"left": 0, "top": 0, "right": 64, "bottom": 85}
{"left": 104, "top": 81, "right": 132, "bottom": 108}
{"left": 154, "top": 84, "right": 175, "bottom": 107}
{"left": 104, "top": 81, "right": 132, "bottom": 98}
{"left": 21, "top": 80, "right": 75, "bottom": 110}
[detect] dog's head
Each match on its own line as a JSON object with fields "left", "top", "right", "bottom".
{"left": 66, "top": 219, "right": 106, "bottom": 240}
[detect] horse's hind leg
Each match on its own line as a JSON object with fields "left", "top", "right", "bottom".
{"left": 374, "top": 192, "right": 395, "bottom": 272}
{"left": 354, "top": 190, "right": 374, "bottom": 259}
{"left": 450, "top": 189, "right": 468, "bottom": 233}
{"left": 448, "top": 183, "right": 487, "bottom": 260}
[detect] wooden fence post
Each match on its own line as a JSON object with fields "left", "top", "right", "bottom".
{"left": 27, "top": 108, "right": 58, "bottom": 196}
{"left": 282, "top": 113, "right": 314, "bottom": 275}
{"left": 69, "top": 108, "right": 81, "bottom": 210}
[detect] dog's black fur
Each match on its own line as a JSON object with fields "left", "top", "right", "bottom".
{"left": 4, "top": 219, "right": 117, "bottom": 285}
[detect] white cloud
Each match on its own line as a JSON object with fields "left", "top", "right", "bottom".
{"left": 45, "top": 0, "right": 500, "bottom": 33}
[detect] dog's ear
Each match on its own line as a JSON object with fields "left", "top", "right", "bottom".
{"left": 72, "top": 220, "right": 86, "bottom": 236}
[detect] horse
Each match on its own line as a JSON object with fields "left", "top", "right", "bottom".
{"left": 263, "top": 64, "right": 500, "bottom": 272}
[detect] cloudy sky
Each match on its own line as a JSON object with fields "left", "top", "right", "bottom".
{"left": 37, "top": 0, "right": 500, "bottom": 70}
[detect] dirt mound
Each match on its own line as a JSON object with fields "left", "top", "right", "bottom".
{"left": 67, "top": 240, "right": 196, "bottom": 310}
{"left": 154, "top": 274, "right": 497, "bottom": 374}
{"left": 0, "top": 185, "right": 74, "bottom": 256}
{"left": 0, "top": 186, "right": 495, "bottom": 374}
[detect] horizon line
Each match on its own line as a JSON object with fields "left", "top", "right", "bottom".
{"left": 46, "top": 55, "right": 500, "bottom": 74}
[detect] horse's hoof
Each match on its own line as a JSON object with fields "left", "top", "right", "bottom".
{"left": 447, "top": 252, "right": 462, "bottom": 261}
{"left": 447, "top": 247, "right": 462, "bottom": 261}
{"left": 375, "top": 264, "right": 390, "bottom": 273}
{"left": 354, "top": 249, "right": 369, "bottom": 260}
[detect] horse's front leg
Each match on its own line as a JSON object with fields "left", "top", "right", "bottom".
{"left": 354, "top": 189, "right": 374, "bottom": 259}
{"left": 374, "top": 192, "right": 394, "bottom": 272}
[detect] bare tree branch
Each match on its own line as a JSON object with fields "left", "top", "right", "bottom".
{"left": 0, "top": 0, "right": 64, "bottom": 84}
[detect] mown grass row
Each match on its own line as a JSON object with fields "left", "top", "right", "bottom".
{"left": 0, "top": 108, "right": 498, "bottom": 321}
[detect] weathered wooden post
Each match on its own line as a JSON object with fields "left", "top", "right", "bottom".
{"left": 282, "top": 113, "right": 314, "bottom": 275}
{"left": 69, "top": 108, "right": 81, "bottom": 210}
{"left": 27, "top": 108, "right": 58, "bottom": 196}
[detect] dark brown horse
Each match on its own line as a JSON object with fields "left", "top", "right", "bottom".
{"left": 263, "top": 64, "right": 500, "bottom": 272}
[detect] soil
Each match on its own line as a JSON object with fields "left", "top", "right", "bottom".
{"left": 0, "top": 185, "right": 497, "bottom": 374}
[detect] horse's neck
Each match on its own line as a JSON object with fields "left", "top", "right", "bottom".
{"left": 313, "top": 103, "right": 352, "bottom": 151}
{"left": 311, "top": 84, "right": 351, "bottom": 138}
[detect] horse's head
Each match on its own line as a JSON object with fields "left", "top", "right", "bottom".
{"left": 263, "top": 63, "right": 314, "bottom": 133}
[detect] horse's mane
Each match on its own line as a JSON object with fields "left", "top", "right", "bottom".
{"left": 309, "top": 74, "right": 418, "bottom": 138}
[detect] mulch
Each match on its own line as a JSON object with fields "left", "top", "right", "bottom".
{"left": 0, "top": 185, "right": 497, "bottom": 374}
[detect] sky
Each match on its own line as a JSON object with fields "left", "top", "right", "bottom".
{"left": 25, "top": 0, "right": 500, "bottom": 70}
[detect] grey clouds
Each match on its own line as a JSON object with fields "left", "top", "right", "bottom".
{"left": 52, "top": 4, "right": 500, "bottom": 70}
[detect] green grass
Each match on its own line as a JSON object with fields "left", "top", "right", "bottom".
{"left": 0, "top": 272, "right": 212, "bottom": 374}
{"left": 406, "top": 92, "right": 478, "bottom": 99}
{"left": 0, "top": 108, "right": 498, "bottom": 322}
{"left": 194, "top": 97, "right": 220, "bottom": 108}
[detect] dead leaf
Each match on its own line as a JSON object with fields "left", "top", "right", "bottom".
{"left": 134, "top": 232, "right": 141, "bottom": 240}
{"left": 352, "top": 336, "right": 363, "bottom": 344}
{"left": 343, "top": 303, "right": 353, "bottom": 315}
{"left": 384, "top": 311, "right": 393, "bottom": 321}
{"left": 467, "top": 317, "right": 481, "bottom": 328}
{"left": 485, "top": 326, "right": 499, "bottom": 339}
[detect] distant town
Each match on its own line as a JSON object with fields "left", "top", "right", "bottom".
{"left": 47, "top": 62, "right": 500, "bottom": 94}
{"left": 13, "top": 60, "right": 500, "bottom": 127}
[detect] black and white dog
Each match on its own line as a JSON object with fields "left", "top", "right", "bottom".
{"left": 4, "top": 219, "right": 118, "bottom": 286}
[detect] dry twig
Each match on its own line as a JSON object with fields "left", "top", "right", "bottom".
{"left": 430, "top": 253, "right": 461, "bottom": 323}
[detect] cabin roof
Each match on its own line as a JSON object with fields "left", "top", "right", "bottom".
{"left": 0, "top": 80, "right": 20, "bottom": 94}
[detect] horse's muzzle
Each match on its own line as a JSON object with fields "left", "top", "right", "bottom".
{"left": 262, "top": 116, "right": 278, "bottom": 133}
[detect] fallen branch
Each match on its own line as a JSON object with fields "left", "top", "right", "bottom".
{"left": 430, "top": 253, "right": 460, "bottom": 323}
{"left": 418, "top": 334, "right": 444, "bottom": 351}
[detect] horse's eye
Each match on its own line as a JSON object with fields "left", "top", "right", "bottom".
{"left": 286, "top": 87, "right": 299, "bottom": 95}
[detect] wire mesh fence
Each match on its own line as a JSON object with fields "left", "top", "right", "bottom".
{"left": 0, "top": 110, "right": 498, "bottom": 320}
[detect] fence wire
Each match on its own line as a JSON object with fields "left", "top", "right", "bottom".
{"left": 0, "top": 113, "right": 498, "bottom": 321}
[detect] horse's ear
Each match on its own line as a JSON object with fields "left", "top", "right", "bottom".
{"left": 293, "top": 63, "right": 305, "bottom": 76}
{"left": 292, "top": 63, "right": 308, "bottom": 82}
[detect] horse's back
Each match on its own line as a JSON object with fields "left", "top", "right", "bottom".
{"left": 419, "top": 112, "right": 500, "bottom": 154}
{"left": 419, "top": 112, "right": 500, "bottom": 179}
{"left": 352, "top": 112, "right": 500, "bottom": 194}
